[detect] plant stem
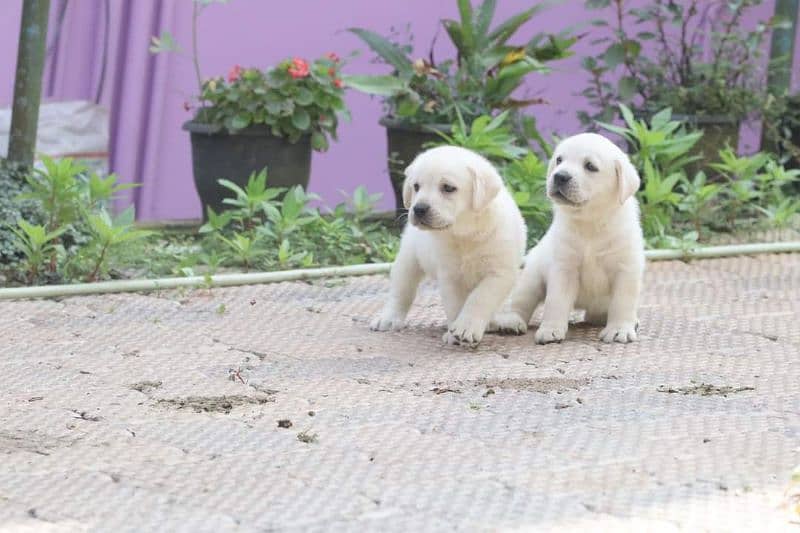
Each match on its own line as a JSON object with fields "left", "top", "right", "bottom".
{"left": 192, "top": 2, "right": 204, "bottom": 102}
{"left": 88, "top": 241, "right": 109, "bottom": 282}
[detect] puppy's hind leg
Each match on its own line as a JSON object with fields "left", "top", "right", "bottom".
{"left": 488, "top": 252, "right": 546, "bottom": 335}
{"left": 371, "top": 241, "right": 424, "bottom": 332}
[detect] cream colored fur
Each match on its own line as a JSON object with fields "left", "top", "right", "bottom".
{"left": 371, "top": 145, "right": 526, "bottom": 347}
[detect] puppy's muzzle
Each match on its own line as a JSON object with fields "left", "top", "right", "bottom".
{"left": 553, "top": 172, "right": 571, "bottom": 189}
{"left": 410, "top": 202, "right": 449, "bottom": 230}
{"left": 413, "top": 203, "right": 430, "bottom": 218}
{"left": 549, "top": 171, "right": 581, "bottom": 206}
{"left": 411, "top": 202, "right": 432, "bottom": 227}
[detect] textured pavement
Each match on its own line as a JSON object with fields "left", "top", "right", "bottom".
{"left": 1, "top": 254, "right": 799, "bottom": 532}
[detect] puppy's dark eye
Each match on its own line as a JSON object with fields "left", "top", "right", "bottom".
{"left": 413, "top": 183, "right": 420, "bottom": 192}
{"left": 555, "top": 156, "right": 563, "bottom": 164}
{"left": 441, "top": 183, "right": 457, "bottom": 193}
{"left": 584, "top": 161, "right": 598, "bottom": 172}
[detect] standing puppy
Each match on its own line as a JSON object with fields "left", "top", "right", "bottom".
{"left": 371, "top": 146, "right": 526, "bottom": 347}
{"left": 492, "top": 133, "right": 644, "bottom": 344}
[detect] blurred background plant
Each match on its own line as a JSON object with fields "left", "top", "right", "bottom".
{"left": 579, "top": 0, "right": 781, "bottom": 125}
{"left": 2, "top": 156, "right": 147, "bottom": 284}
{"left": 195, "top": 170, "right": 397, "bottom": 274}
{"left": 346, "top": 0, "right": 577, "bottom": 130}
{"left": 435, "top": 104, "right": 799, "bottom": 250}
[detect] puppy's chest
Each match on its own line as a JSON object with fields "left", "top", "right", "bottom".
{"left": 441, "top": 247, "right": 494, "bottom": 286}
{"left": 577, "top": 253, "right": 612, "bottom": 296}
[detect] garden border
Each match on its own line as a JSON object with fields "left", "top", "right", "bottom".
{"left": 1, "top": 241, "right": 799, "bottom": 301}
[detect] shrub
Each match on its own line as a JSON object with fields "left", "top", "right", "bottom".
{"left": 580, "top": 0, "right": 778, "bottom": 125}
{"left": 0, "top": 159, "right": 43, "bottom": 264}
{"left": 197, "top": 169, "right": 397, "bottom": 273}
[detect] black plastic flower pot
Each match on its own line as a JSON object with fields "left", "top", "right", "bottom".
{"left": 183, "top": 121, "right": 312, "bottom": 220}
{"left": 380, "top": 117, "right": 451, "bottom": 214}
{"left": 672, "top": 114, "right": 740, "bottom": 163}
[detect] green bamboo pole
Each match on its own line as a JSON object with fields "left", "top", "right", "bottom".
{"left": 8, "top": 0, "right": 51, "bottom": 167}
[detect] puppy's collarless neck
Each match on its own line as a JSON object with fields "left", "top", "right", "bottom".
{"left": 556, "top": 203, "right": 626, "bottom": 235}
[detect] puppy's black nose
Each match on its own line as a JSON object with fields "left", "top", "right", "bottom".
{"left": 554, "top": 172, "right": 572, "bottom": 187}
{"left": 413, "top": 203, "right": 430, "bottom": 217}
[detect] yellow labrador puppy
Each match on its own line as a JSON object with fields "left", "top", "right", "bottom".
{"left": 371, "top": 145, "right": 526, "bottom": 347}
{"left": 491, "top": 133, "right": 644, "bottom": 344}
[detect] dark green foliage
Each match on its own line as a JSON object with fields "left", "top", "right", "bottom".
{"left": 0, "top": 159, "right": 43, "bottom": 264}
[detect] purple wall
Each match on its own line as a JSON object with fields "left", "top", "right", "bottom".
{"left": 1, "top": 0, "right": 799, "bottom": 220}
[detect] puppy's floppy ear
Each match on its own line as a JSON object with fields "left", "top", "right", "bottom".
{"left": 614, "top": 156, "right": 641, "bottom": 205}
{"left": 402, "top": 158, "right": 419, "bottom": 209}
{"left": 470, "top": 160, "right": 503, "bottom": 211}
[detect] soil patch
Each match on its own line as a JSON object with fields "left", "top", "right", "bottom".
{"left": 473, "top": 377, "right": 590, "bottom": 393}
{"left": 129, "top": 381, "right": 163, "bottom": 394}
{"left": 158, "top": 395, "right": 274, "bottom": 414}
{"left": 657, "top": 384, "right": 755, "bottom": 397}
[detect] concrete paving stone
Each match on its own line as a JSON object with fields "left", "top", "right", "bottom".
{"left": 1, "top": 254, "right": 799, "bottom": 531}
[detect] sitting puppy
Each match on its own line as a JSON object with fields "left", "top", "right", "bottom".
{"left": 492, "top": 133, "right": 645, "bottom": 344}
{"left": 371, "top": 145, "right": 526, "bottom": 347}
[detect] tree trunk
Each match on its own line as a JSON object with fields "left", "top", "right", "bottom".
{"left": 8, "top": 0, "right": 51, "bottom": 167}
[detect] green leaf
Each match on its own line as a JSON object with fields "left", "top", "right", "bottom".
{"left": 442, "top": 20, "right": 467, "bottom": 54}
{"left": 488, "top": 5, "right": 543, "bottom": 45}
{"left": 342, "top": 75, "right": 406, "bottom": 96}
{"left": 618, "top": 103, "right": 636, "bottom": 129}
{"left": 311, "top": 131, "right": 329, "bottom": 151}
{"left": 348, "top": 28, "right": 413, "bottom": 78}
{"left": 295, "top": 87, "right": 313, "bottom": 105}
{"left": 602, "top": 43, "right": 625, "bottom": 68}
{"left": 456, "top": 0, "right": 475, "bottom": 53}
{"left": 149, "top": 31, "right": 180, "bottom": 54}
{"left": 230, "top": 113, "right": 250, "bottom": 130}
{"left": 291, "top": 108, "right": 311, "bottom": 130}
{"left": 395, "top": 94, "right": 421, "bottom": 117}
{"left": 475, "top": 0, "right": 497, "bottom": 47}
{"left": 618, "top": 76, "right": 636, "bottom": 100}
{"left": 650, "top": 108, "right": 673, "bottom": 130}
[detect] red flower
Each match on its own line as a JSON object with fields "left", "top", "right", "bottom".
{"left": 333, "top": 78, "right": 344, "bottom": 89}
{"left": 287, "top": 58, "right": 310, "bottom": 79}
{"left": 328, "top": 67, "right": 336, "bottom": 77}
{"left": 227, "top": 64, "right": 243, "bottom": 83}
{"left": 325, "top": 52, "right": 341, "bottom": 63}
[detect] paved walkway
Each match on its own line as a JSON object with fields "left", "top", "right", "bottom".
{"left": 1, "top": 254, "right": 799, "bottom": 532}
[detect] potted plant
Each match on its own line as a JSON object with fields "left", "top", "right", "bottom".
{"left": 345, "top": 0, "right": 576, "bottom": 211}
{"left": 150, "top": 2, "right": 348, "bottom": 219}
{"left": 580, "top": 0, "right": 776, "bottom": 163}
{"left": 182, "top": 57, "right": 347, "bottom": 217}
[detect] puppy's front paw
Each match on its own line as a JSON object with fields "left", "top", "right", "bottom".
{"left": 443, "top": 316, "right": 485, "bottom": 347}
{"left": 370, "top": 310, "right": 406, "bottom": 332}
{"left": 488, "top": 312, "right": 528, "bottom": 335}
{"left": 534, "top": 322, "right": 567, "bottom": 344}
{"left": 599, "top": 321, "right": 638, "bottom": 343}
